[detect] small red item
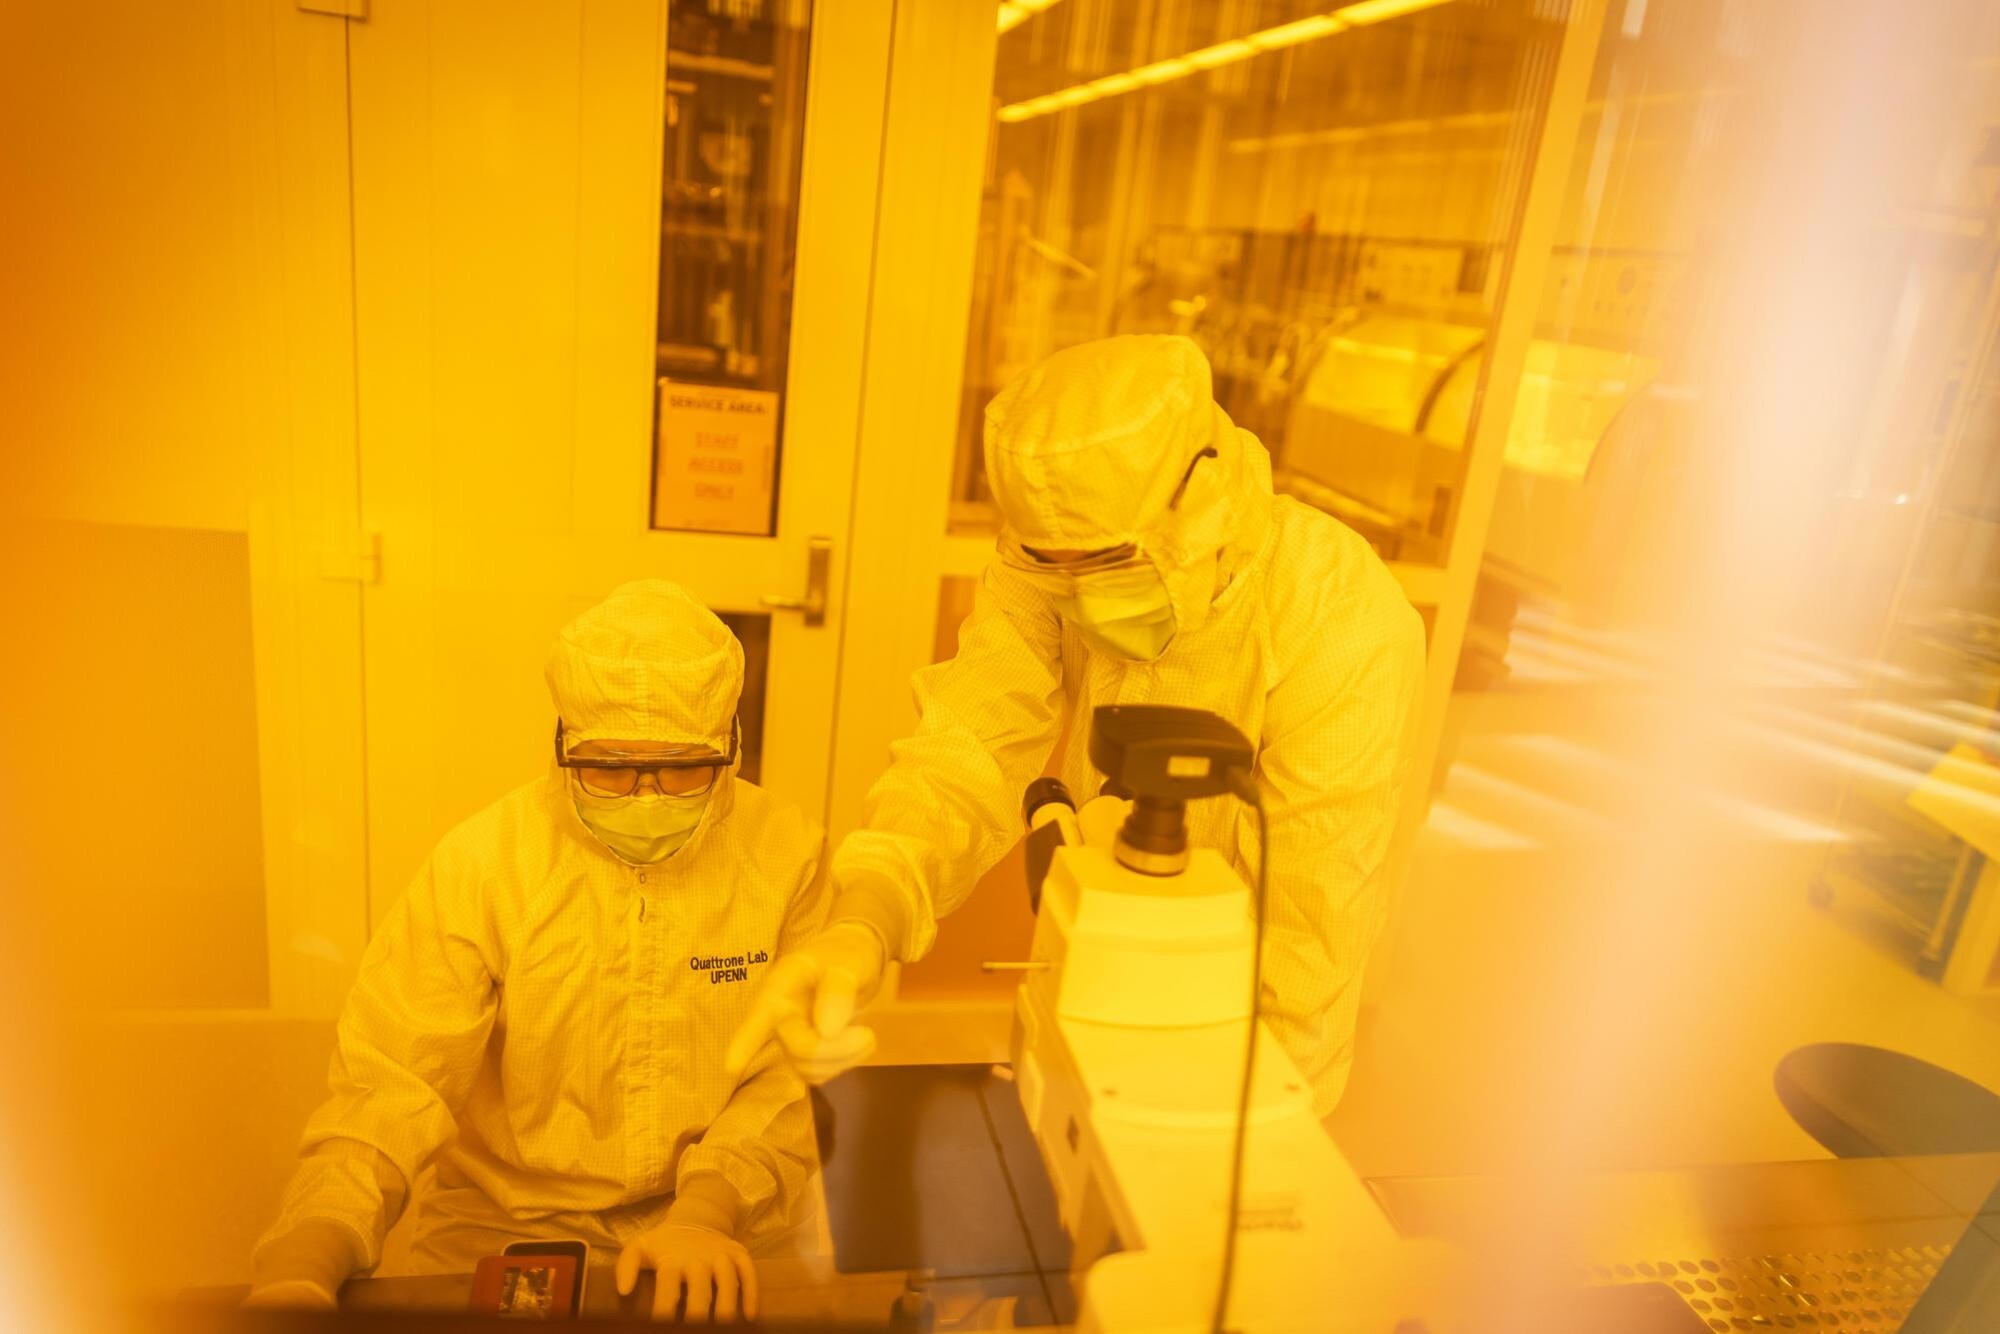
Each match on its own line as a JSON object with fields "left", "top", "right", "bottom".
{"left": 469, "top": 1253, "right": 579, "bottom": 1320}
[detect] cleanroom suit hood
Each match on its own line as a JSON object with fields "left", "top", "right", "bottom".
{"left": 982, "top": 333, "right": 1274, "bottom": 638}
{"left": 546, "top": 579, "right": 744, "bottom": 756}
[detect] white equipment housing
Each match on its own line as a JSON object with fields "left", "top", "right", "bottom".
{"left": 1010, "top": 813, "right": 1464, "bottom": 1332}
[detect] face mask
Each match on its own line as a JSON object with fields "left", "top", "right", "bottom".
{"left": 573, "top": 787, "right": 710, "bottom": 864}
{"left": 1053, "top": 563, "right": 1178, "bottom": 662}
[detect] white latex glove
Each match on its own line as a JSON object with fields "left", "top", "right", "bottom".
{"left": 241, "top": 1279, "right": 339, "bottom": 1311}
{"left": 615, "top": 1222, "right": 759, "bottom": 1323}
{"left": 724, "top": 921, "right": 885, "bottom": 1084}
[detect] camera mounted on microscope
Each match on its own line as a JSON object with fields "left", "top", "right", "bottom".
{"left": 1020, "top": 704, "right": 1256, "bottom": 879}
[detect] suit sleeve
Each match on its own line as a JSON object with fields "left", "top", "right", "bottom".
{"left": 829, "top": 561, "right": 1066, "bottom": 961}
{"left": 253, "top": 850, "right": 503, "bottom": 1279}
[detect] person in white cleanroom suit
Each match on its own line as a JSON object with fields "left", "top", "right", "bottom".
{"left": 249, "top": 580, "right": 826, "bottom": 1323}
{"left": 729, "top": 334, "right": 1426, "bottom": 1119}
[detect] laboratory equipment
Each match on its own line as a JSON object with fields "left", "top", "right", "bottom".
{"left": 1009, "top": 704, "right": 1464, "bottom": 1333}
{"left": 1282, "top": 308, "right": 1662, "bottom": 587}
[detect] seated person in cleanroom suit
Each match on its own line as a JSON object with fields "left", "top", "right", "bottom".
{"left": 247, "top": 579, "right": 826, "bottom": 1323}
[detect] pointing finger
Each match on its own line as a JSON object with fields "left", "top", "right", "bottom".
{"left": 775, "top": 1014, "right": 826, "bottom": 1062}
{"left": 724, "top": 960, "right": 808, "bottom": 1072}
{"left": 811, "top": 966, "right": 859, "bottom": 1038}
{"left": 786, "top": 1021, "right": 878, "bottom": 1085}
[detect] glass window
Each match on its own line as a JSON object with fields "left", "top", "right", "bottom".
{"left": 715, "top": 611, "right": 772, "bottom": 784}
{"left": 1442, "top": 0, "right": 2000, "bottom": 986}
{"left": 954, "top": 0, "right": 1573, "bottom": 564}
{"left": 1401, "top": 0, "right": 2000, "bottom": 1199}
{"left": 651, "top": 0, "right": 812, "bottom": 536}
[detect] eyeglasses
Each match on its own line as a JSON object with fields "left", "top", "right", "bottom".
{"left": 999, "top": 538, "right": 1148, "bottom": 577}
{"left": 995, "top": 445, "right": 1219, "bottom": 582}
{"left": 553, "top": 718, "right": 739, "bottom": 798}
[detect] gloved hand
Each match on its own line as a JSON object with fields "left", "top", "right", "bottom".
{"left": 724, "top": 921, "right": 886, "bottom": 1084}
{"left": 240, "top": 1279, "right": 339, "bottom": 1311}
{"left": 244, "top": 1218, "right": 358, "bottom": 1312}
{"left": 615, "top": 1222, "right": 758, "bottom": 1323}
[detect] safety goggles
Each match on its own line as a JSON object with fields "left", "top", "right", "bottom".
{"left": 553, "top": 718, "right": 738, "bottom": 798}
{"left": 999, "top": 536, "right": 1147, "bottom": 575}
{"left": 996, "top": 444, "right": 1219, "bottom": 590}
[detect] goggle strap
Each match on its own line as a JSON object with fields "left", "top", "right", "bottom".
{"left": 1167, "top": 446, "right": 1219, "bottom": 511}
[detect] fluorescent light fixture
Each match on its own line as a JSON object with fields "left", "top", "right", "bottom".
{"left": 1131, "top": 57, "right": 1193, "bottom": 85}
{"left": 995, "top": 1, "right": 1457, "bottom": 124}
{"left": 996, "top": 0, "right": 1063, "bottom": 35}
{"left": 1248, "top": 14, "right": 1345, "bottom": 49}
{"left": 1225, "top": 87, "right": 1727, "bottom": 156}
{"left": 1185, "top": 39, "right": 1256, "bottom": 70}
{"left": 1335, "top": 0, "right": 1455, "bottom": 25}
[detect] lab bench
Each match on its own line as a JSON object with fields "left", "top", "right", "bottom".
{"left": 172, "top": 1066, "right": 2000, "bottom": 1331}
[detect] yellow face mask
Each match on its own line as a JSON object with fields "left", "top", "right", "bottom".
{"left": 572, "top": 787, "right": 709, "bottom": 863}
{"left": 1052, "top": 563, "right": 1179, "bottom": 662}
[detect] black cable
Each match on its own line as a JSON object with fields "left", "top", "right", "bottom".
{"left": 1209, "top": 775, "right": 1268, "bottom": 1334}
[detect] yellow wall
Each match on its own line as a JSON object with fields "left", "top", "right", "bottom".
{"left": 0, "top": 521, "right": 270, "bottom": 1010}
{"left": 0, "top": 3, "right": 303, "bottom": 1010}
{"left": 0, "top": 3, "right": 276, "bottom": 536}
{"left": 0, "top": 0, "right": 362, "bottom": 1299}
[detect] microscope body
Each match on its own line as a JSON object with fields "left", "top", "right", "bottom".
{"left": 1010, "top": 810, "right": 1462, "bottom": 1333}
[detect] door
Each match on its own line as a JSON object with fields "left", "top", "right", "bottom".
{"left": 347, "top": 0, "right": 891, "bottom": 921}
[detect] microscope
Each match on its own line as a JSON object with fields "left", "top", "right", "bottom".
{"left": 1009, "top": 705, "right": 1463, "bottom": 1334}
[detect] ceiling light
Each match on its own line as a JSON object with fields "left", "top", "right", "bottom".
{"left": 995, "top": 1, "right": 1457, "bottom": 124}
{"left": 1333, "top": 0, "right": 1454, "bottom": 27}
{"left": 997, "top": 0, "right": 1063, "bottom": 36}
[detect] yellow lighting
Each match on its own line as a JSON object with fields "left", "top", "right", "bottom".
{"left": 996, "top": 0, "right": 1063, "bottom": 36}
{"left": 1185, "top": 39, "right": 1256, "bottom": 70}
{"left": 995, "top": 2, "right": 1456, "bottom": 125}
{"left": 1248, "top": 15, "right": 1346, "bottom": 50}
{"left": 1333, "top": 0, "right": 1454, "bottom": 25}
{"left": 1131, "top": 57, "right": 1193, "bottom": 85}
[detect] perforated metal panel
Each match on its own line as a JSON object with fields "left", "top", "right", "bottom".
{"left": 1586, "top": 1245, "right": 1953, "bottom": 1332}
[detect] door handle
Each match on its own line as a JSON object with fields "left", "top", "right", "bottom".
{"left": 761, "top": 536, "right": 831, "bottom": 627}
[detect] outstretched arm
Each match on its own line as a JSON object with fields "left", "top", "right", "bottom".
{"left": 728, "top": 562, "right": 1064, "bottom": 1080}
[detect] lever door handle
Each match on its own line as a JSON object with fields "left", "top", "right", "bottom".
{"left": 760, "top": 536, "right": 831, "bottom": 627}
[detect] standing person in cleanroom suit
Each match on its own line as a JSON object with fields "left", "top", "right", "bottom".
{"left": 248, "top": 580, "right": 825, "bottom": 1323}
{"left": 728, "top": 334, "right": 1426, "bottom": 1118}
